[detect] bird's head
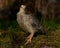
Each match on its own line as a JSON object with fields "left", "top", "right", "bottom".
{"left": 20, "top": 5, "right": 26, "bottom": 10}
{"left": 18, "top": 5, "right": 26, "bottom": 14}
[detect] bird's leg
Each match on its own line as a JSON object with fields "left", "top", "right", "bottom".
{"left": 25, "top": 32, "right": 34, "bottom": 45}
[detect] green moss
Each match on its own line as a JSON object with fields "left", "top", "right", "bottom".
{"left": 0, "top": 19, "right": 60, "bottom": 48}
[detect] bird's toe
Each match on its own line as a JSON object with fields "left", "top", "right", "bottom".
{"left": 25, "top": 38, "right": 31, "bottom": 45}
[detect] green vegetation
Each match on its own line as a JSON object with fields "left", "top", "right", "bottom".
{"left": 0, "top": 19, "right": 60, "bottom": 48}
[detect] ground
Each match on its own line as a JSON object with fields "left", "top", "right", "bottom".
{"left": 0, "top": 20, "right": 60, "bottom": 48}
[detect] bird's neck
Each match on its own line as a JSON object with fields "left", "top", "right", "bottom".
{"left": 19, "top": 8, "right": 25, "bottom": 14}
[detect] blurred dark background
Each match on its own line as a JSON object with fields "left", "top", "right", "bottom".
{"left": 0, "top": 0, "right": 60, "bottom": 20}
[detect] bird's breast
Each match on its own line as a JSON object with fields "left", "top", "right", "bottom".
{"left": 17, "top": 14, "right": 32, "bottom": 25}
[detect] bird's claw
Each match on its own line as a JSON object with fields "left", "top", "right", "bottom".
{"left": 25, "top": 38, "right": 31, "bottom": 45}
{"left": 25, "top": 35, "right": 32, "bottom": 45}
{"left": 25, "top": 33, "right": 34, "bottom": 45}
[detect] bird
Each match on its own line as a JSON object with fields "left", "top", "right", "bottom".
{"left": 17, "top": 5, "right": 47, "bottom": 45}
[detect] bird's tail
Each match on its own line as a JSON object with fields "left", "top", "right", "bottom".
{"left": 36, "top": 25, "right": 48, "bottom": 35}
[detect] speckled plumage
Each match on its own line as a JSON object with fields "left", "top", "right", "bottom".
{"left": 17, "top": 5, "right": 46, "bottom": 45}
{"left": 17, "top": 5, "right": 42, "bottom": 33}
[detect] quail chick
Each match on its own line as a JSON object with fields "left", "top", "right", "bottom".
{"left": 17, "top": 5, "right": 47, "bottom": 45}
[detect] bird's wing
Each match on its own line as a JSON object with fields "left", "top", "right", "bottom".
{"left": 27, "top": 14, "right": 42, "bottom": 30}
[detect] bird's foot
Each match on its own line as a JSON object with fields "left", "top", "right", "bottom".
{"left": 25, "top": 33, "right": 34, "bottom": 45}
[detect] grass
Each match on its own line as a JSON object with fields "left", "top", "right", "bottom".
{"left": 0, "top": 19, "right": 60, "bottom": 48}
